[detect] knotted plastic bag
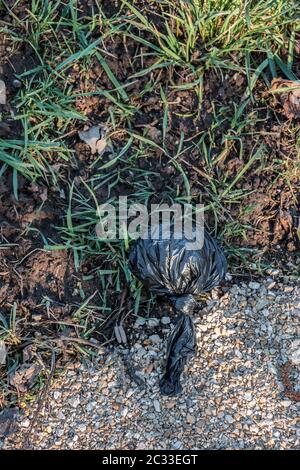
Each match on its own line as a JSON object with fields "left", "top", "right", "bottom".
{"left": 129, "top": 223, "right": 227, "bottom": 396}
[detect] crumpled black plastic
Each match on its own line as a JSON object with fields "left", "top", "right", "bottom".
{"left": 129, "top": 224, "right": 227, "bottom": 396}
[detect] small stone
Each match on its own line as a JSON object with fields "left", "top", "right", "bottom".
{"left": 20, "top": 419, "right": 30, "bottom": 428}
{"left": 284, "top": 286, "right": 294, "bottom": 292}
{"left": 147, "top": 318, "right": 160, "bottom": 328}
{"left": 161, "top": 316, "right": 171, "bottom": 325}
{"left": 225, "top": 415, "right": 234, "bottom": 424}
{"left": 267, "top": 268, "right": 280, "bottom": 276}
{"left": 86, "top": 402, "right": 95, "bottom": 412}
{"left": 153, "top": 399, "right": 161, "bottom": 412}
{"left": 287, "top": 339, "right": 300, "bottom": 365}
{"left": 68, "top": 396, "right": 80, "bottom": 408}
{"left": 256, "top": 299, "right": 269, "bottom": 311}
{"left": 78, "top": 423, "right": 86, "bottom": 432}
{"left": 135, "top": 317, "right": 146, "bottom": 327}
{"left": 165, "top": 401, "right": 176, "bottom": 409}
{"left": 32, "top": 313, "right": 42, "bottom": 322}
{"left": 249, "top": 282, "right": 260, "bottom": 290}
{"left": 149, "top": 334, "right": 161, "bottom": 344}
{"left": 136, "top": 347, "right": 146, "bottom": 357}
{"left": 250, "top": 425, "right": 259, "bottom": 433}
{"left": 172, "top": 440, "right": 182, "bottom": 449}
{"left": 186, "top": 414, "right": 195, "bottom": 425}
{"left": 56, "top": 410, "right": 65, "bottom": 420}
{"left": 12, "top": 79, "right": 22, "bottom": 88}
{"left": 235, "top": 349, "right": 242, "bottom": 359}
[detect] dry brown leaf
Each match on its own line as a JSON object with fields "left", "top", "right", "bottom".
{"left": 278, "top": 210, "right": 293, "bottom": 232}
{"left": 270, "top": 78, "right": 300, "bottom": 119}
{"left": 22, "top": 344, "right": 36, "bottom": 363}
{"left": 146, "top": 125, "right": 162, "bottom": 143}
{"left": 9, "top": 363, "right": 41, "bottom": 392}
{"left": 78, "top": 125, "right": 107, "bottom": 155}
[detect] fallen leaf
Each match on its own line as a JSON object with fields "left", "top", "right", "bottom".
{"left": 279, "top": 210, "right": 293, "bottom": 232}
{"left": 78, "top": 125, "right": 107, "bottom": 155}
{"left": 146, "top": 125, "right": 162, "bottom": 143}
{"left": 233, "top": 72, "right": 245, "bottom": 87}
{"left": 22, "top": 344, "right": 36, "bottom": 363}
{"left": 270, "top": 78, "right": 300, "bottom": 119}
{"left": 9, "top": 363, "right": 41, "bottom": 392}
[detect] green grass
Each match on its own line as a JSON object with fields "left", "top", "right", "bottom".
{"left": 0, "top": 0, "right": 299, "bottom": 269}
{"left": 122, "top": 0, "right": 298, "bottom": 68}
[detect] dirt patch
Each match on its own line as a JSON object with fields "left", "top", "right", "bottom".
{"left": 0, "top": 174, "right": 105, "bottom": 308}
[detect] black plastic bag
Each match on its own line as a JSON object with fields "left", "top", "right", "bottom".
{"left": 129, "top": 223, "right": 227, "bottom": 396}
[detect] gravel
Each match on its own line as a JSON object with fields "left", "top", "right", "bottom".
{"left": 3, "top": 272, "right": 300, "bottom": 450}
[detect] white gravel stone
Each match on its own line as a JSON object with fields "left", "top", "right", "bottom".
{"left": 149, "top": 334, "right": 161, "bottom": 344}
{"left": 20, "top": 419, "right": 30, "bottom": 428}
{"left": 249, "top": 282, "right": 261, "bottom": 290}
{"left": 68, "top": 396, "right": 80, "bottom": 408}
{"left": 153, "top": 399, "right": 161, "bottom": 413}
{"left": 287, "top": 339, "right": 300, "bottom": 365}
{"left": 147, "top": 318, "right": 160, "bottom": 328}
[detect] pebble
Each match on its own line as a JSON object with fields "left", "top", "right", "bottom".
{"left": 12, "top": 79, "right": 21, "bottom": 88}
{"left": 244, "top": 392, "right": 252, "bottom": 401}
{"left": 153, "top": 400, "right": 161, "bottom": 413}
{"left": 249, "top": 282, "right": 261, "bottom": 290}
{"left": 68, "top": 396, "right": 80, "bottom": 408}
{"left": 135, "top": 317, "right": 146, "bottom": 327}
{"left": 186, "top": 414, "right": 195, "bottom": 424}
{"left": 77, "top": 423, "right": 86, "bottom": 432}
{"left": 287, "top": 339, "right": 300, "bottom": 365}
{"left": 225, "top": 415, "right": 235, "bottom": 424}
{"left": 147, "top": 318, "right": 160, "bottom": 328}
{"left": 20, "top": 419, "right": 30, "bottom": 428}
{"left": 149, "top": 334, "right": 161, "bottom": 344}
